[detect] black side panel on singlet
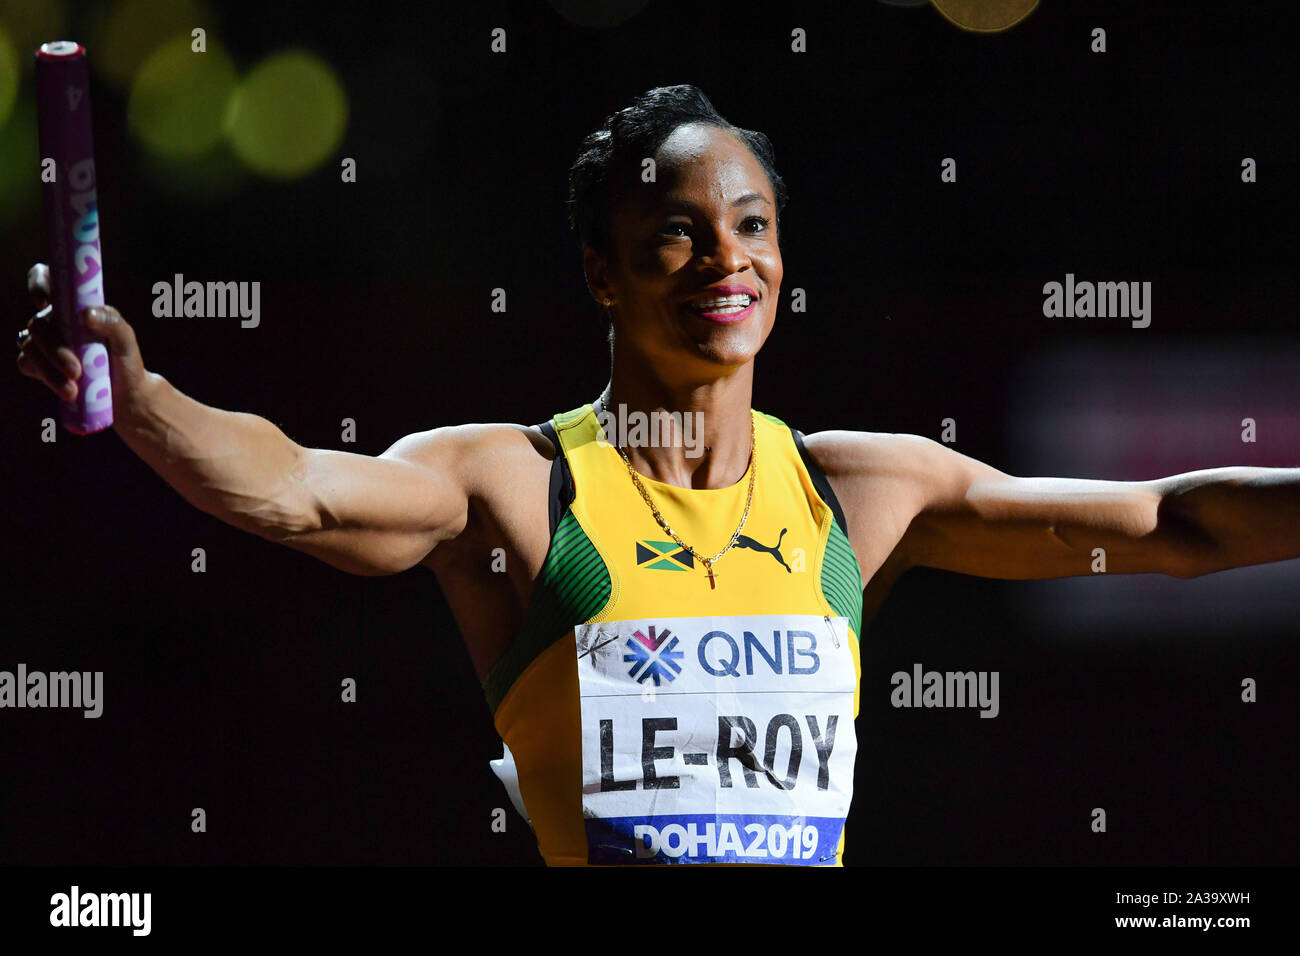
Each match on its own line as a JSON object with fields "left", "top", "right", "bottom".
{"left": 791, "top": 428, "right": 850, "bottom": 539}
{"left": 535, "top": 420, "right": 574, "bottom": 538}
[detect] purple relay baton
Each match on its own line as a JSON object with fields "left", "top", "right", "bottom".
{"left": 35, "top": 40, "right": 112, "bottom": 434}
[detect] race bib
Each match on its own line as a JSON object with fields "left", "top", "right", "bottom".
{"left": 575, "top": 614, "right": 857, "bottom": 865}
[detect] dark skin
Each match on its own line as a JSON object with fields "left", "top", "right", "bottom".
{"left": 16, "top": 122, "right": 1300, "bottom": 681}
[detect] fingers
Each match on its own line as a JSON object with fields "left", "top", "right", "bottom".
{"left": 27, "top": 263, "right": 50, "bottom": 311}
{"left": 79, "top": 305, "right": 128, "bottom": 353}
{"left": 22, "top": 303, "right": 79, "bottom": 369}
{"left": 16, "top": 328, "right": 78, "bottom": 400}
{"left": 80, "top": 305, "right": 144, "bottom": 376}
{"left": 16, "top": 264, "right": 74, "bottom": 392}
{"left": 18, "top": 262, "right": 147, "bottom": 400}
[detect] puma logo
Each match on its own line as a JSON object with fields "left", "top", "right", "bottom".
{"left": 737, "top": 528, "right": 791, "bottom": 573}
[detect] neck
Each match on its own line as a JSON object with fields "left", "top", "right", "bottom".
{"left": 600, "top": 352, "right": 755, "bottom": 490}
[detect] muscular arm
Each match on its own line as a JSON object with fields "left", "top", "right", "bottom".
{"left": 114, "top": 371, "right": 519, "bottom": 576}
{"left": 808, "top": 431, "right": 1300, "bottom": 581}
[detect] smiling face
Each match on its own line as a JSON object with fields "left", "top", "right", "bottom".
{"left": 585, "top": 122, "right": 784, "bottom": 378}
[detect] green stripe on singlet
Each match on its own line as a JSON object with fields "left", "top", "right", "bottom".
{"left": 759, "top": 409, "right": 865, "bottom": 639}
{"left": 481, "top": 508, "right": 612, "bottom": 714}
{"left": 822, "top": 520, "right": 864, "bottom": 639}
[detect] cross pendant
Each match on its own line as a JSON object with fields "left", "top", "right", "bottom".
{"left": 705, "top": 564, "right": 716, "bottom": 589}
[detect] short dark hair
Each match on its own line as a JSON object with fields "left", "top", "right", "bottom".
{"left": 566, "top": 84, "right": 789, "bottom": 259}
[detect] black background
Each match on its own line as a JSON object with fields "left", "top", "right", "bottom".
{"left": 1, "top": 0, "right": 1296, "bottom": 868}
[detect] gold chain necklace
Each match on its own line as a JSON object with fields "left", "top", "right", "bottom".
{"left": 599, "top": 389, "right": 756, "bottom": 590}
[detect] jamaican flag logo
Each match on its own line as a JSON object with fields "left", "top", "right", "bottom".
{"left": 635, "top": 540, "right": 694, "bottom": 571}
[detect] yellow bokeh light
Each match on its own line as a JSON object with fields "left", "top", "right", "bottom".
{"left": 225, "top": 50, "right": 348, "bottom": 179}
{"left": 0, "top": 22, "right": 18, "bottom": 127}
{"left": 127, "top": 34, "right": 236, "bottom": 159}
{"left": 930, "top": 0, "right": 1040, "bottom": 33}
{"left": 0, "top": 0, "right": 68, "bottom": 69}
{"left": 0, "top": 98, "right": 38, "bottom": 228}
{"left": 92, "top": 0, "right": 210, "bottom": 88}
{"left": 137, "top": 143, "right": 248, "bottom": 202}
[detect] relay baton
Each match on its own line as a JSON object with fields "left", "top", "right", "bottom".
{"left": 35, "top": 40, "right": 113, "bottom": 434}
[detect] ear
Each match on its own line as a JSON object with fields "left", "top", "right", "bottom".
{"left": 583, "top": 245, "right": 614, "bottom": 307}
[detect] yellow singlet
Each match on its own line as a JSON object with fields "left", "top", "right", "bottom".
{"left": 483, "top": 404, "right": 864, "bottom": 866}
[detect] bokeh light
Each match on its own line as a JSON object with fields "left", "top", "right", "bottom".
{"left": 224, "top": 50, "right": 348, "bottom": 179}
{"left": 930, "top": 0, "right": 1039, "bottom": 33}
{"left": 0, "top": 22, "right": 18, "bottom": 127}
{"left": 137, "top": 143, "right": 248, "bottom": 202}
{"left": 0, "top": 0, "right": 68, "bottom": 70}
{"left": 0, "top": 98, "right": 38, "bottom": 228}
{"left": 127, "top": 34, "right": 236, "bottom": 159}
{"left": 92, "top": 0, "right": 209, "bottom": 88}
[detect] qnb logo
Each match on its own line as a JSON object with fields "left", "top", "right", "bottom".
{"left": 623, "top": 625, "right": 683, "bottom": 685}
{"left": 698, "top": 629, "right": 820, "bottom": 677}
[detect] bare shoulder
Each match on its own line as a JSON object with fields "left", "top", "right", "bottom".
{"left": 800, "top": 427, "right": 1012, "bottom": 520}
{"left": 380, "top": 420, "right": 555, "bottom": 494}
{"left": 800, "top": 429, "right": 948, "bottom": 484}
{"left": 797, "top": 429, "right": 994, "bottom": 578}
{"left": 387, "top": 421, "right": 557, "bottom": 579}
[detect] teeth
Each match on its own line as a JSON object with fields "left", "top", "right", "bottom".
{"left": 691, "top": 294, "right": 752, "bottom": 310}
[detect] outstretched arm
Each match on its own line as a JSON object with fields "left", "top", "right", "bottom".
{"left": 812, "top": 432, "right": 1300, "bottom": 580}
{"left": 17, "top": 268, "right": 480, "bottom": 577}
{"left": 114, "top": 369, "right": 479, "bottom": 575}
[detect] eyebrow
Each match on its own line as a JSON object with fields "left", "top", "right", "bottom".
{"left": 658, "top": 193, "right": 772, "bottom": 213}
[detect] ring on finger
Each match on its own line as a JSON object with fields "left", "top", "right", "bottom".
{"left": 16, "top": 305, "right": 53, "bottom": 350}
